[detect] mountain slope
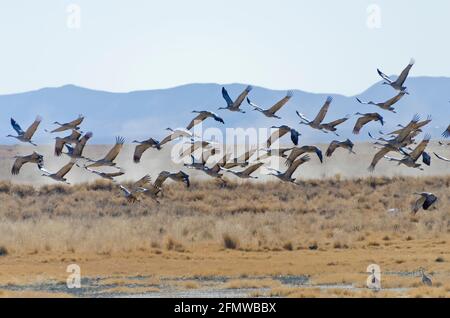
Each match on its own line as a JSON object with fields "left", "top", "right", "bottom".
{"left": 0, "top": 78, "right": 448, "bottom": 144}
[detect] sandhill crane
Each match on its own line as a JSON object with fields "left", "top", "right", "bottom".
{"left": 82, "top": 166, "right": 125, "bottom": 181}
{"left": 223, "top": 148, "right": 257, "bottom": 169}
{"left": 326, "top": 139, "right": 355, "bottom": 157}
{"left": 434, "top": 152, "right": 450, "bottom": 162}
{"left": 442, "top": 125, "right": 450, "bottom": 138}
{"left": 119, "top": 175, "right": 152, "bottom": 203}
{"left": 86, "top": 136, "right": 124, "bottom": 168}
{"left": 151, "top": 170, "right": 190, "bottom": 197}
{"left": 63, "top": 131, "right": 93, "bottom": 160}
{"left": 296, "top": 96, "right": 333, "bottom": 132}
{"left": 352, "top": 112, "right": 384, "bottom": 134}
{"left": 266, "top": 125, "right": 300, "bottom": 148}
{"left": 54, "top": 130, "right": 81, "bottom": 156}
{"left": 186, "top": 111, "right": 225, "bottom": 130}
{"left": 219, "top": 85, "right": 252, "bottom": 113}
{"left": 132, "top": 137, "right": 161, "bottom": 163}
{"left": 159, "top": 128, "right": 197, "bottom": 146}
{"left": 50, "top": 115, "right": 84, "bottom": 133}
{"left": 179, "top": 140, "right": 216, "bottom": 159}
{"left": 412, "top": 192, "right": 438, "bottom": 214}
{"left": 419, "top": 268, "right": 432, "bottom": 286}
{"left": 285, "top": 146, "right": 323, "bottom": 166}
{"left": 356, "top": 91, "right": 406, "bottom": 113}
{"left": 7, "top": 116, "right": 42, "bottom": 146}
{"left": 39, "top": 160, "right": 76, "bottom": 184}
{"left": 377, "top": 58, "right": 415, "bottom": 92}
{"left": 320, "top": 115, "right": 351, "bottom": 136}
{"left": 246, "top": 90, "right": 293, "bottom": 119}
{"left": 221, "top": 162, "right": 264, "bottom": 179}
{"left": 266, "top": 155, "right": 310, "bottom": 184}
{"left": 11, "top": 152, "right": 43, "bottom": 175}
{"left": 384, "top": 134, "right": 431, "bottom": 170}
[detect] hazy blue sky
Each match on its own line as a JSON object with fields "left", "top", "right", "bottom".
{"left": 0, "top": 1, "right": 449, "bottom": 95}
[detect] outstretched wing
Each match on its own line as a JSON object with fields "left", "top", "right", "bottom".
{"left": 246, "top": 97, "right": 263, "bottom": 111}
{"left": 383, "top": 91, "right": 406, "bottom": 107}
{"left": 377, "top": 68, "right": 392, "bottom": 83}
{"left": 11, "top": 157, "right": 26, "bottom": 175}
{"left": 353, "top": 116, "right": 373, "bottom": 134}
{"left": 221, "top": 87, "right": 233, "bottom": 107}
{"left": 323, "top": 116, "right": 349, "bottom": 128}
{"left": 186, "top": 113, "right": 206, "bottom": 130}
{"left": 68, "top": 115, "right": 84, "bottom": 127}
{"left": 396, "top": 58, "right": 415, "bottom": 86}
{"left": 284, "top": 155, "right": 310, "bottom": 179}
{"left": 133, "top": 174, "right": 152, "bottom": 189}
{"left": 267, "top": 90, "right": 293, "bottom": 115}
{"left": 242, "top": 162, "right": 264, "bottom": 176}
{"left": 413, "top": 195, "right": 426, "bottom": 214}
{"left": 56, "top": 160, "right": 75, "bottom": 178}
{"left": 409, "top": 134, "right": 430, "bottom": 161}
{"left": 133, "top": 143, "right": 151, "bottom": 163}
{"left": 74, "top": 132, "right": 93, "bottom": 156}
{"left": 326, "top": 141, "right": 339, "bottom": 157}
{"left": 233, "top": 85, "right": 252, "bottom": 109}
{"left": 24, "top": 116, "right": 42, "bottom": 140}
{"left": 103, "top": 136, "right": 125, "bottom": 162}
{"left": 312, "top": 96, "right": 332, "bottom": 125}
{"left": 10, "top": 118, "right": 24, "bottom": 135}
{"left": 368, "top": 147, "right": 391, "bottom": 171}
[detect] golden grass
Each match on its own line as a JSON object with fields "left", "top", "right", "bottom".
{"left": 0, "top": 176, "right": 449, "bottom": 297}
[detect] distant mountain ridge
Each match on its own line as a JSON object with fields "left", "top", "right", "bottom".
{"left": 0, "top": 77, "right": 448, "bottom": 144}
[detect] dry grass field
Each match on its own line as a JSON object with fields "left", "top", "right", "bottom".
{"left": 0, "top": 175, "right": 450, "bottom": 297}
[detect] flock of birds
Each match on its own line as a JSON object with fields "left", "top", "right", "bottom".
{"left": 7, "top": 58, "right": 450, "bottom": 212}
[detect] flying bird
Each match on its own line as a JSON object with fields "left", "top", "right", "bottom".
{"left": 352, "top": 112, "right": 384, "bottom": 134}
{"left": 39, "top": 160, "right": 76, "bottom": 184}
{"left": 377, "top": 58, "right": 415, "bottom": 92}
{"left": 221, "top": 162, "right": 264, "bottom": 179}
{"left": 246, "top": 90, "right": 293, "bottom": 119}
{"left": 326, "top": 139, "right": 355, "bottom": 157}
{"left": 186, "top": 111, "right": 224, "bottom": 130}
{"left": 49, "top": 115, "right": 84, "bottom": 133}
{"left": 119, "top": 175, "right": 153, "bottom": 204}
{"left": 266, "top": 155, "right": 310, "bottom": 184}
{"left": 81, "top": 166, "right": 125, "bottom": 181}
{"left": 132, "top": 137, "right": 161, "bottom": 163}
{"left": 285, "top": 146, "right": 323, "bottom": 166}
{"left": 86, "top": 136, "right": 124, "bottom": 168}
{"left": 355, "top": 91, "right": 406, "bottom": 113}
{"left": 179, "top": 140, "right": 215, "bottom": 159}
{"left": 62, "top": 131, "right": 93, "bottom": 160}
{"left": 296, "top": 96, "right": 333, "bottom": 132}
{"left": 219, "top": 85, "right": 252, "bottom": 113}
{"left": 159, "top": 128, "right": 197, "bottom": 146}
{"left": 223, "top": 148, "right": 258, "bottom": 169}
{"left": 320, "top": 115, "right": 351, "bottom": 136}
{"left": 7, "top": 116, "right": 42, "bottom": 146}
{"left": 412, "top": 192, "right": 438, "bottom": 214}
{"left": 384, "top": 134, "right": 431, "bottom": 170}
{"left": 266, "top": 125, "right": 300, "bottom": 148}
{"left": 54, "top": 130, "right": 81, "bottom": 156}
{"left": 11, "top": 152, "right": 44, "bottom": 175}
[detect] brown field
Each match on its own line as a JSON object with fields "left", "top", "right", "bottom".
{"left": 0, "top": 174, "right": 450, "bottom": 297}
